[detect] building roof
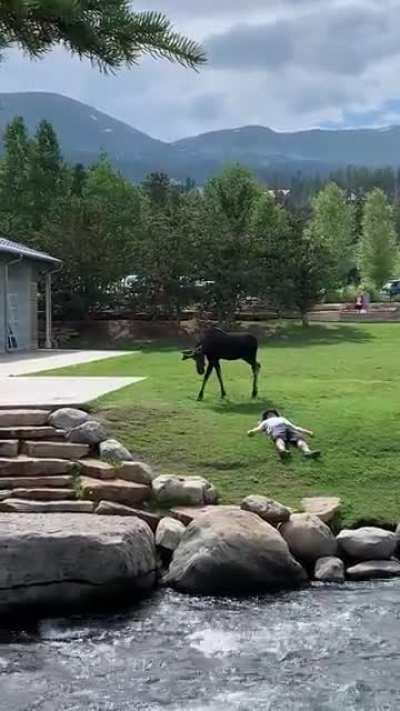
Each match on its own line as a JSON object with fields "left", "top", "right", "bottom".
{"left": 0, "top": 237, "right": 60, "bottom": 264}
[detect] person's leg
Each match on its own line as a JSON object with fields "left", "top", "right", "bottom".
{"left": 297, "top": 438, "right": 321, "bottom": 459}
{"left": 275, "top": 437, "right": 290, "bottom": 459}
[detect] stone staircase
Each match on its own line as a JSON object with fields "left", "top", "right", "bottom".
{"left": 0, "top": 409, "right": 154, "bottom": 519}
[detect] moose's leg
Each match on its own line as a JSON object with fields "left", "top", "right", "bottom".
{"left": 215, "top": 362, "right": 227, "bottom": 399}
{"left": 251, "top": 361, "right": 261, "bottom": 398}
{"left": 197, "top": 363, "right": 214, "bottom": 401}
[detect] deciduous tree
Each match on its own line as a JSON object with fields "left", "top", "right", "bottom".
{"left": 305, "top": 182, "right": 354, "bottom": 287}
{"left": 359, "top": 188, "right": 398, "bottom": 289}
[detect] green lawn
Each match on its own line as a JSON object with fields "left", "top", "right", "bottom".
{"left": 39, "top": 323, "right": 400, "bottom": 525}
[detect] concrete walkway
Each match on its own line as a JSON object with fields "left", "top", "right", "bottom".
{"left": 0, "top": 376, "right": 144, "bottom": 408}
{"left": 0, "top": 350, "right": 144, "bottom": 408}
{"left": 0, "top": 349, "right": 136, "bottom": 376}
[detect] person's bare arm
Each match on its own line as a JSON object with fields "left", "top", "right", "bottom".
{"left": 287, "top": 420, "right": 314, "bottom": 437}
{"left": 247, "top": 423, "right": 264, "bottom": 437}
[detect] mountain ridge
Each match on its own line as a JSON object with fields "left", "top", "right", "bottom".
{"left": 1, "top": 92, "right": 400, "bottom": 182}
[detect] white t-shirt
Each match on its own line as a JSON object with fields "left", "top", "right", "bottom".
{"left": 261, "top": 416, "right": 296, "bottom": 438}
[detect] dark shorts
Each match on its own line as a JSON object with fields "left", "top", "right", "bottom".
{"left": 271, "top": 426, "right": 301, "bottom": 446}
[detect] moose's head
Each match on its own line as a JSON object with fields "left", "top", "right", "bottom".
{"left": 182, "top": 347, "right": 205, "bottom": 375}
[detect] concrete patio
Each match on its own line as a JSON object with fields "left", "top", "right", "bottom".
{"left": 0, "top": 350, "right": 144, "bottom": 408}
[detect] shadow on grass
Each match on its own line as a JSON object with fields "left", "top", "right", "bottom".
{"left": 266, "top": 324, "right": 375, "bottom": 348}
{"left": 208, "top": 400, "right": 281, "bottom": 417}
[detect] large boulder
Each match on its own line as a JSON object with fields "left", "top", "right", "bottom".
{"left": 280, "top": 513, "right": 337, "bottom": 564}
{"left": 300, "top": 497, "right": 341, "bottom": 524}
{"left": 0, "top": 513, "right": 156, "bottom": 615}
{"left": 241, "top": 495, "right": 290, "bottom": 526}
{"left": 171, "top": 505, "right": 240, "bottom": 527}
{"left": 117, "top": 462, "right": 154, "bottom": 486}
{"left": 346, "top": 560, "right": 400, "bottom": 581}
{"left": 164, "top": 509, "right": 307, "bottom": 594}
{"left": 152, "top": 475, "right": 218, "bottom": 507}
{"left": 156, "top": 517, "right": 186, "bottom": 552}
{"left": 314, "top": 556, "right": 345, "bottom": 583}
{"left": 100, "top": 439, "right": 133, "bottom": 463}
{"left": 49, "top": 408, "right": 89, "bottom": 432}
{"left": 68, "top": 420, "right": 108, "bottom": 445}
{"left": 337, "top": 527, "right": 397, "bottom": 561}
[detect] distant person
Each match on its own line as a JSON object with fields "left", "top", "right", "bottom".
{"left": 362, "top": 291, "right": 370, "bottom": 314}
{"left": 247, "top": 409, "right": 321, "bottom": 461}
{"left": 355, "top": 291, "right": 363, "bottom": 315}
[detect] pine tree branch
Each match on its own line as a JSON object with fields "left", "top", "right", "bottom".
{"left": 0, "top": 0, "right": 206, "bottom": 70}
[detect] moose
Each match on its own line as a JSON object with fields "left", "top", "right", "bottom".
{"left": 182, "top": 327, "right": 261, "bottom": 401}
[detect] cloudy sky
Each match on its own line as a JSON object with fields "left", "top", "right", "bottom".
{"left": 2, "top": 0, "right": 400, "bottom": 141}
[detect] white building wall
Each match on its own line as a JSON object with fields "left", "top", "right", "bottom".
{"left": 0, "top": 259, "right": 5, "bottom": 352}
{"left": 7, "top": 261, "right": 34, "bottom": 351}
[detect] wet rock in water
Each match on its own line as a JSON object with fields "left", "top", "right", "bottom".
{"left": 100, "top": 439, "right": 133, "bottom": 463}
{"left": 241, "top": 495, "right": 290, "bottom": 526}
{"left": 280, "top": 513, "right": 337, "bottom": 564}
{"left": 0, "top": 513, "right": 157, "bottom": 615}
{"left": 152, "top": 474, "right": 218, "bottom": 507}
{"left": 301, "top": 497, "right": 341, "bottom": 524}
{"left": 49, "top": 408, "right": 89, "bottom": 432}
{"left": 346, "top": 560, "right": 400, "bottom": 581}
{"left": 337, "top": 527, "right": 397, "bottom": 561}
{"left": 164, "top": 508, "right": 307, "bottom": 594}
{"left": 314, "top": 556, "right": 345, "bottom": 583}
{"left": 156, "top": 517, "right": 185, "bottom": 552}
{"left": 68, "top": 420, "right": 108, "bottom": 445}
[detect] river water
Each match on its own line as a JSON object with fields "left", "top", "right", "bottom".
{"left": 1, "top": 581, "right": 400, "bottom": 711}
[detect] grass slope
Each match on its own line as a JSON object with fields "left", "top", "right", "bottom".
{"left": 40, "top": 323, "right": 400, "bottom": 525}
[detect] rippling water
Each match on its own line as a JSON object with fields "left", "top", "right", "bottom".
{"left": 1, "top": 581, "right": 400, "bottom": 711}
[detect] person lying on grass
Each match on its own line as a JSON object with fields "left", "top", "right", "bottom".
{"left": 247, "top": 409, "right": 321, "bottom": 461}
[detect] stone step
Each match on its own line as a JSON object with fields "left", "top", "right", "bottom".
{"left": 0, "top": 410, "right": 50, "bottom": 427}
{"left": 0, "top": 441, "right": 18, "bottom": 458}
{"left": 0, "top": 456, "right": 75, "bottom": 477}
{"left": 0, "top": 499, "right": 94, "bottom": 514}
{"left": 79, "top": 459, "right": 117, "bottom": 481}
{"left": 0, "top": 427, "right": 65, "bottom": 441}
{"left": 8, "top": 488, "right": 75, "bottom": 501}
{"left": 21, "top": 441, "right": 89, "bottom": 460}
{"left": 0, "top": 475, "right": 73, "bottom": 489}
{"left": 94, "top": 501, "right": 161, "bottom": 531}
{"left": 80, "top": 476, "right": 150, "bottom": 508}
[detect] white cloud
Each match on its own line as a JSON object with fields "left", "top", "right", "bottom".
{"left": 1, "top": 1, "right": 400, "bottom": 140}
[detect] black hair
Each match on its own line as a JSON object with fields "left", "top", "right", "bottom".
{"left": 262, "top": 408, "right": 279, "bottom": 420}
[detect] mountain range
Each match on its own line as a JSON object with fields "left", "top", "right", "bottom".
{"left": 1, "top": 92, "right": 400, "bottom": 183}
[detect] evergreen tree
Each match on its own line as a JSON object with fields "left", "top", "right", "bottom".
{"left": 0, "top": 116, "right": 33, "bottom": 236}
{"left": 359, "top": 189, "right": 398, "bottom": 289}
{"left": 29, "top": 120, "right": 66, "bottom": 229}
{"left": 71, "top": 163, "right": 88, "bottom": 197}
{"left": 142, "top": 172, "right": 171, "bottom": 208}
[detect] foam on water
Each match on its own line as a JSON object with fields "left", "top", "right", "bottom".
{"left": 1, "top": 581, "right": 400, "bottom": 710}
